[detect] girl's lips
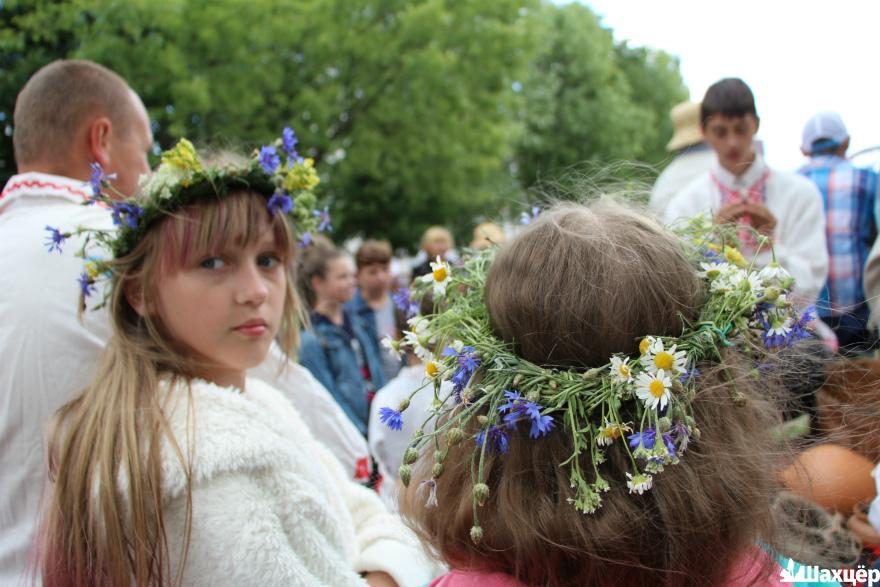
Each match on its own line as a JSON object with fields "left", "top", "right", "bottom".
{"left": 235, "top": 324, "right": 267, "bottom": 337}
{"left": 233, "top": 320, "right": 268, "bottom": 336}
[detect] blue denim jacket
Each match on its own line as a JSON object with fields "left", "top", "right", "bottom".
{"left": 298, "top": 309, "right": 388, "bottom": 436}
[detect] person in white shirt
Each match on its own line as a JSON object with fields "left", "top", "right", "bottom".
{"left": 649, "top": 101, "right": 716, "bottom": 215}
{"left": 0, "top": 59, "right": 368, "bottom": 584}
{"left": 664, "top": 78, "right": 828, "bottom": 308}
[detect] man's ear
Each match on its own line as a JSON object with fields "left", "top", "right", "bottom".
{"left": 87, "top": 116, "right": 114, "bottom": 169}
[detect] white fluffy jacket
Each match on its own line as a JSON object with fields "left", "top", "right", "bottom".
{"left": 157, "top": 377, "right": 434, "bottom": 586}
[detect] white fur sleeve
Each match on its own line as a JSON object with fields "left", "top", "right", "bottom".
{"left": 313, "top": 442, "right": 440, "bottom": 587}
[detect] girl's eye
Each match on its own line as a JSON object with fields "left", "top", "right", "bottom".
{"left": 258, "top": 254, "right": 281, "bottom": 269}
{"left": 199, "top": 257, "right": 226, "bottom": 270}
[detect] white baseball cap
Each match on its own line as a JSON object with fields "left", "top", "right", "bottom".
{"left": 801, "top": 111, "right": 849, "bottom": 154}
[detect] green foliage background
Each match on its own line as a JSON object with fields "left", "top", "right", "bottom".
{"left": 1, "top": 0, "right": 687, "bottom": 249}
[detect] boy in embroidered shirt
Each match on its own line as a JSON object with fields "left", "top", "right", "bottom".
{"left": 665, "top": 78, "right": 829, "bottom": 310}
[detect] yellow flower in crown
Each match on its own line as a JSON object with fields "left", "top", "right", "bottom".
{"left": 282, "top": 158, "right": 320, "bottom": 192}
{"left": 160, "top": 138, "right": 203, "bottom": 185}
{"left": 723, "top": 246, "right": 747, "bottom": 268}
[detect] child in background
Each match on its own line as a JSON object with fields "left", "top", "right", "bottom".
{"left": 412, "top": 226, "right": 455, "bottom": 279}
{"left": 385, "top": 200, "right": 839, "bottom": 586}
{"left": 298, "top": 245, "right": 388, "bottom": 436}
{"left": 347, "top": 239, "right": 403, "bottom": 381}
{"left": 38, "top": 138, "right": 429, "bottom": 586}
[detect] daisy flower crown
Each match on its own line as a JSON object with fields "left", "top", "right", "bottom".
{"left": 44, "top": 128, "right": 330, "bottom": 309}
{"left": 379, "top": 214, "right": 815, "bottom": 544}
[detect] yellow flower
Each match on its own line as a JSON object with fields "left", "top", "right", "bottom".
{"left": 160, "top": 138, "right": 203, "bottom": 181}
{"left": 723, "top": 246, "right": 747, "bottom": 268}
{"left": 85, "top": 261, "right": 101, "bottom": 279}
{"left": 425, "top": 361, "right": 440, "bottom": 378}
{"left": 596, "top": 420, "right": 630, "bottom": 446}
{"left": 282, "top": 158, "right": 320, "bottom": 192}
{"left": 638, "top": 336, "right": 656, "bottom": 355}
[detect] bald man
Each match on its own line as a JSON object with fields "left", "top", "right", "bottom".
{"left": 0, "top": 59, "right": 152, "bottom": 582}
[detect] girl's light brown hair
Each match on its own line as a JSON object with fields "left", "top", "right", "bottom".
{"left": 39, "top": 191, "right": 301, "bottom": 586}
{"left": 402, "top": 199, "right": 787, "bottom": 587}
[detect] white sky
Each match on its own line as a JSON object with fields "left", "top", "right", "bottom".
{"left": 583, "top": 0, "right": 880, "bottom": 171}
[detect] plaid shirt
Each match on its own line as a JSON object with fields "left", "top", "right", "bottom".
{"left": 799, "top": 155, "right": 878, "bottom": 318}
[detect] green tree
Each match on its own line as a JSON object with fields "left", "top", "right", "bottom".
{"left": 514, "top": 2, "right": 687, "bottom": 191}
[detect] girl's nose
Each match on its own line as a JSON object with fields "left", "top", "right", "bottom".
{"left": 235, "top": 262, "right": 269, "bottom": 305}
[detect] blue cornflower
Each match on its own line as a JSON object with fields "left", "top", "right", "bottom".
{"left": 86, "top": 162, "right": 117, "bottom": 197}
{"left": 673, "top": 420, "right": 691, "bottom": 452}
{"left": 111, "top": 202, "right": 143, "bottom": 229}
{"left": 267, "top": 192, "right": 294, "bottom": 215}
{"left": 679, "top": 366, "right": 699, "bottom": 385}
{"left": 77, "top": 272, "right": 96, "bottom": 298}
{"left": 378, "top": 407, "right": 403, "bottom": 431}
{"left": 259, "top": 145, "right": 281, "bottom": 174}
{"left": 44, "top": 226, "right": 66, "bottom": 253}
{"left": 281, "top": 127, "right": 301, "bottom": 161}
{"left": 628, "top": 428, "right": 657, "bottom": 450}
{"left": 392, "top": 288, "right": 419, "bottom": 318}
{"left": 313, "top": 207, "right": 333, "bottom": 232}
{"left": 519, "top": 206, "right": 540, "bottom": 225}
{"left": 498, "top": 390, "right": 555, "bottom": 439}
{"left": 298, "top": 231, "right": 313, "bottom": 248}
{"left": 475, "top": 425, "right": 509, "bottom": 454}
{"left": 789, "top": 306, "right": 815, "bottom": 344}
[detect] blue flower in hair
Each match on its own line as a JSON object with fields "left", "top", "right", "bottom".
{"left": 379, "top": 406, "right": 403, "bottom": 431}
{"left": 299, "top": 231, "right": 313, "bottom": 248}
{"left": 86, "top": 162, "right": 117, "bottom": 197}
{"left": 392, "top": 288, "right": 419, "bottom": 318}
{"left": 281, "top": 127, "right": 302, "bottom": 162}
{"left": 44, "top": 226, "right": 67, "bottom": 253}
{"left": 111, "top": 202, "right": 143, "bottom": 229}
{"left": 475, "top": 425, "right": 509, "bottom": 454}
{"left": 77, "top": 272, "right": 96, "bottom": 298}
{"left": 313, "top": 207, "right": 333, "bottom": 232}
{"left": 267, "top": 192, "right": 294, "bottom": 216}
{"left": 259, "top": 145, "right": 281, "bottom": 174}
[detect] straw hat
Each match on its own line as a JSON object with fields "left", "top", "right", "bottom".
{"left": 666, "top": 101, "right": 703, "bottom": 152}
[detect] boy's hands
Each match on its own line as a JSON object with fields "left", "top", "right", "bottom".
{"left": 713, "top": 202, "right": 777, "bottom": 238}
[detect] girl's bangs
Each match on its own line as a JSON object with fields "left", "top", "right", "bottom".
{"left": 157, "top": 191, "right": 294, "bottom": 272}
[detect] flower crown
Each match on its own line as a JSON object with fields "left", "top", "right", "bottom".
{"left": 380, "top": 213, "right": 814, "bottom": 543}
{"left": 44, "top": 128, "right": 329, "bottom": 308}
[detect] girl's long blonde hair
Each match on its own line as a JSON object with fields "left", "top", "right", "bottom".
{"left": 39, "top": 191, "right": 301, "bottom": 586}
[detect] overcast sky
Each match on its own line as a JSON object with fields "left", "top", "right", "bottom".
{"left": 583, "top": 0, "right": 880, "bottom": 171}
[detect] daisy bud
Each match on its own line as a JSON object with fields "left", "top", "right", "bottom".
{"left": 403, "top": 447, "right": 419, "bottom": 465}
{"left": 473, "top": 483, "right": 490, "bottom": 506}
{"left": 691, "top": 427, "right": 702, "bottom": 441}
{"left": 432, "top": 462, "right": 444, "bottom": 478}
{"left": 447, "top": 427, "right": 464, "bottom": 445}
{"left": 762, "top": 287, "right": 780, "bottom": 302}
{"left": 477, "top": 415, "right": 489, "bottom": 425}
{"left": 526, "top": 390, "right": 540, "bottom": 402}
{"left": 732, "top": 391, "right": 746, "bottom": 407}
{"left": 470, "top": 525, "right": 484, "bottom": 544}
{"left": 513, "top": 375, "right": 523, "bottom": 386}
{"left": 657, "top": 417, "right": 672, "bottom": 432}
{"left": 434, "top": 449, "right": 444, "bottom": 463}
{"left": 399, "top": 464, "right": 412, "bottom": 486}
{"left": 583, "top": 368, "right": 602, "bottom": 379}
{"left": 548, "top": 380, "right": 558, "bottom": 390}
{"left": 398, "top": 398, "right": 410, "bottom": 412}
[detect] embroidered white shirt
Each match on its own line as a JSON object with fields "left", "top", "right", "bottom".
{"left": 665, "top": 156, "right": 829, "bottom": 307}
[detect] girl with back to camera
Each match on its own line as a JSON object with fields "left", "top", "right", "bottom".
{"left": 37, "top": 135, "right": 430, "bottom": 586}
{"left": 377, "top": 199, "right": 840, "bottom": 586}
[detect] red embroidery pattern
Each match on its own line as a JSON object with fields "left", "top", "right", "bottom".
{"left": 1, "top": 179, "right": 90, "bottom": 201}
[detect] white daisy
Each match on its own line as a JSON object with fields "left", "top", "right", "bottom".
{"left": 626, "top": 472, "right": 653, "bottom": 495}
{"left": 381, "top": 336, "right": 403, "bottom": 358}
{"left": 638, "top": 336, "right": 659, "bottom": 356}
{"left": 758, "top": 261, "right": 791, "bottom": 284}
{"left": 420, "top": 255, "right": 451, "bottom": 296}
{"left": 609, "top": 356, "right": 633, "bottom": 383}
{"left": 640, "top": 340, "right": 686, "bottom": 375}
{"left": 403, "top": 317, "right": 433, "bottom": 359}
{"left": 727, "top": 270, "right": 763, "bottom": 296}
{"left": 635, "top": 369, "right": 672, "bottom": 411}
{"left": 596, "top": 420, "right": 630, "bottom": 446}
